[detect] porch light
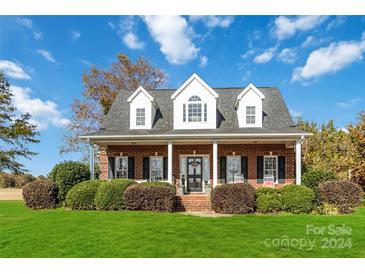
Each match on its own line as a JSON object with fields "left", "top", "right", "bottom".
{"left": 232, "top": 151, "right": 236, "bottom": 156}
{"left": 193, "top": 150, "right": 196, "bottom": 155}
{"left": 119, "top": 152, "right": 123, "bottom": 156}
{"left": 155, "top": 152, "right": 158, "bottom": 156}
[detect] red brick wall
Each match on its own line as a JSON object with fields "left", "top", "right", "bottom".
{"left": 99, "top": 143, "right": 295, "bottom": 187}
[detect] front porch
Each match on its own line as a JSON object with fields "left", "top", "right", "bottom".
{"left": 93, "top": 139, "right": 302, "bottom": 194}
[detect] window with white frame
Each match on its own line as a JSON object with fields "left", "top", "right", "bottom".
{"left": 115, "top": 157, "right": 128, "bottom": 179}
{"left": 150, "top": 156, "right": 163, "bottom": 181}
{"left": 246, "top": 106, "right": 256, "bottom": 124}
{"left": 182, "top": 95, "right": 208, "bottom": 123}
{"left": 136, "top": 108, "right": 145, "bottom": 126}
{"left": 264, "top": 156, "right": 277, "bottom": 182}
{"left": 227, "top": 156, "right": 241, "bottom": 183}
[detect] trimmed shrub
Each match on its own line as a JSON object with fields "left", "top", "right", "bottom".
{"left": 302, "top": 169, "right": 337, "bottom": 190}
{"left": 141, "top": 181, "right": 176, "bottom": 193}
{"left": 66, "top": 180, "right": 101, "bottom": 210}
{"left": 123, "top": 184, "right": 175, "bottom": 212}
{"left": 211, "top": 183, "right": 255, "bottom": 214}
{"left": 23, "top": 179, "right": 58, "bottom": 209}
{"left": 48, "top": 161, "right": 90, "bottom": 202}
{"left": 314, "top": 203, "right": 340, "bottom": 216}
{"left": 95, "top": 179, "right": 136, "bottom": 210}
{"left": 256, "top": 187, "right": 283, "bottom": 213}
{"left": 319, "top": 181, "right": 363, "bottom": 213}
{"left": 280, "top": 184, "right": 315, "bottom": 213}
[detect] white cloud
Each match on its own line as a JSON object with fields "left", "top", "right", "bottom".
{"left": 240, "top": 49, "right": 255, "bottom": 59}
{"left": 199, "top": 56, "right": 208, "bottom": 68}
{"left": 273, "top": 16, "right": 328, "bottom": 40}
{"left": 254, "top": 48, "right": 276, "bottom": 64}
{"left": 79, "top": 59, "right": 92, "bottom": 67}
{"left": 122, "top": 32, "right": 144, "bottom": 49}
{"left": 117, "top": 17, "right": 144, "bottom": 50}
{"left": 278, "top": 48, "right": 297, "bottom": 64}
{"left": 189, "top": 16, "right": 234, "bottom": 28}
{"left": 292, "top": 34, "right": 365, "bottom": 82}
{"left": 336, "top": 98, "right": 361, "bottom": 109}
{"left": 36, "top": 49, "right": 56, "bottom": 63}
{"left": 15, "top": 17, "right": 42, "bottom": 40}
{"left": 108, "top": 21, "right": 116, "bottom": 29}
{"left": 143, "top": 15, "right": 199, "bottom": 65}
{"left": 0, "top": 60, "right": 31, "bottom": 80}
{"left": 70, "top": 30, "right": 81, "bottom": 41}
{"left": 11, "top": 86, "right": 70, "bottom": 130}
{"left": 327, "top": 16, "right": 347, "bottom": 31}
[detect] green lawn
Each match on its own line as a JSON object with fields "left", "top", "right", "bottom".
{"left": 1, "top": 201, "right": 365, "bottom": 258}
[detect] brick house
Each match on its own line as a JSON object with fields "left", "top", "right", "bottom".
{"left": 81, "top": 73, "right": 310, "bottom": 210}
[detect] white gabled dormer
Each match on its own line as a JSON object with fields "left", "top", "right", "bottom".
{"left": 171, "top": 73, "right": 218, "bottom": 130}
{"left": 234, "top": 83, "right": 265, "bottom": 128}
{"left": 127, "top": 86, "right": 157, "bottom": 129}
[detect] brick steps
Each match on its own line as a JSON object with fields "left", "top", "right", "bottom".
{"left": 175, "top": 194, "right": 213, "bottom": 212}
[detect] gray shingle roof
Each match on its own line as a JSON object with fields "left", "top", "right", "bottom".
{"left": 85, "top": 87, "right": 307, "bottom": 137}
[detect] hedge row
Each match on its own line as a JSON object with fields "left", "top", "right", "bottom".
{"left": 211, "top": 181, "right": 363, "bottom": 215}
{"left": 65, "top": 180, "right": 175, "bottom": 212}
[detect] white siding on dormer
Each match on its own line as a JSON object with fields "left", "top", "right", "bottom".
{"left": 173, "top": 78, "right": 217, "bottom": 129}
{"left": 237, "top": 88, "right": 263, "bottom": 128}
{"left": 129, "top": 91, "right": 152, "bottom": 129}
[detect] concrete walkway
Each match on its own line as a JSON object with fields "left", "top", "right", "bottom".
{"left": 0, "top": 188, "right": 23, "bottom": 200}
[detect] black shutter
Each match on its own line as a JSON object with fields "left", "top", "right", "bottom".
{"left": 256, "top": 156, "right": 264, "bottom": 183}
{"left": 108, "top": 157, "right": 115, "bottom": 179}
{"left": 128, "top": 157, "right": 135, "bottom": 179}
{"left": 241, "top": 156, "right": 248, "bottom": 183}
{"left": 143, "top": 157, "right": 150, "bottom": 180}
{"left": 163, "top": 157, "right": 168, "bottom": 180}
{"left": 278, "top": 156, "right": 286, "bottom": 183}
{"left": 220, "top": 156, "right": 227, "bottom": 184}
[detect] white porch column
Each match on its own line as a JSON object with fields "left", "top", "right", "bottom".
{"left": 213, "top": 141, "right": 218, "bottom": 187}
{"left": 89, "top": 143, "right": 95, "bottom": 180}
{"left": 168, "top": 141, "right": 173, "bottom": 183}
{"left": 295, "top": 139, "right": 302, "bottom": 185}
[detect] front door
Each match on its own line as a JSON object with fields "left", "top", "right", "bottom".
{"left": 187, "top": 157, "right": 203, "bottom": 192}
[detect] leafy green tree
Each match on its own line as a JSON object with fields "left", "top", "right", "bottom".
{"left": 348, "top": 112, "right": 365, "bottom": 185}
{"left": 298, "top": 112, "right": 365, "bottom": 184}
{"left": 0, "top": 72, "right": 39, "bottom": 173}
{"left": 299, "top": 120, "right": 357, "bottom": 180}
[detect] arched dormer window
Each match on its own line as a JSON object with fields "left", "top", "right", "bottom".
{"left": 183, "top": 95, "right": 207, "bottom": 122}
{"left": 188, "top": 95, "right": 201, "bottom": 102}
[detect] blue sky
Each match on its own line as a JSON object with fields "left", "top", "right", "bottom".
{"left": 0, "top": 15, "right": 364, "bottom": 176}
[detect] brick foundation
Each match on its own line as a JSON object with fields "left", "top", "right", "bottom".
{"left": 99, "top": 143, "right": 295, "bottom": 188}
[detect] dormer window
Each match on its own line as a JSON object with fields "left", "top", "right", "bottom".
{"left": 136, "top": 108, "right": 145, "bottom": 126}
{"left": 182, "top": 96, "right": 208, "bottom": 123}
{"left": 246, "top": 106, "right": 256, "bottom": 124}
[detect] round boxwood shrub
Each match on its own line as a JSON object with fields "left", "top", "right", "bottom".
{"left": 123, "top": 184, "right": 175, "bottom": 212}
{"left": 280, "top": 184, "right": 315, "bottom": 213}
{"left": 256, "top": 187, "right": 283, "bottom": 213}
{"left": 302, "top": 169, "right": 337, "bottom": 190}
{"left": 211, "top": 183, "right": 255, "bottom": 214}
{"left": 23, "top": 179, "right": 58, "bottom": 209}
{"left": 48, "top": 161, "right": 90, "bottom": 202}
{"left": 66, "top": 180, "right": 101, "bottom": 210}
{"left": 95, "top": 179, "right": 136, "bottom": 210}
{"left": 319, "top": 181, "right": 363, "bottom": 213}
